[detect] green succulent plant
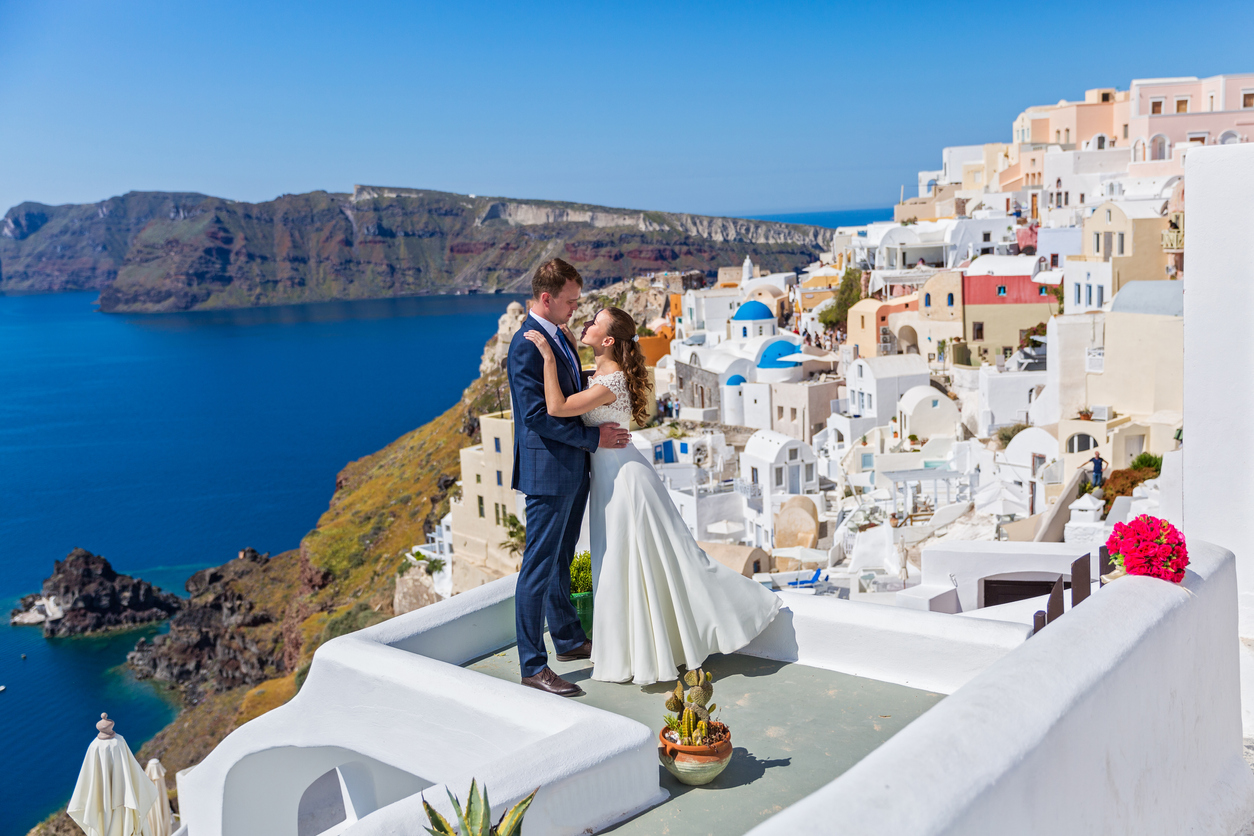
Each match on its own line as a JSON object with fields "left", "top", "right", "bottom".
{"left": 663, "top": 667, "right": 719, "bottom": 746}
{"left": 422, "top": 780, "right": 537, "bottom": 836}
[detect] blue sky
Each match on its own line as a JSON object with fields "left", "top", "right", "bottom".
{"left": 1, "top": 0, "right": 1252, "bottom": 217}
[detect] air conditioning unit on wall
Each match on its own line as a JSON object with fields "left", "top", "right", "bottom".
{"left": 1091, "top": 405, "right": 1113, "bottom": 421}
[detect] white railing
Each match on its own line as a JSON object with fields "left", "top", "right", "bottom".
{"left": 734, "top": 478, "right": 762, "bottom": 499}
{"left": 1085, "top": 347, "right": 1105, "bottom": 373}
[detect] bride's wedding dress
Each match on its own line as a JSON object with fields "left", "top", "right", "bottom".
{"left": 582, "top": 371, "right": 781, "bottom": 685}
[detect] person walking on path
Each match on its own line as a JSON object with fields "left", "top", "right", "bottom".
{"left": 507, "top": 258, "right": 630, "bottom": 698}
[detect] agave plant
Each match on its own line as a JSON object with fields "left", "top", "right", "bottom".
{"left": 422, "top": 780, "right": 537, "bottom": 836}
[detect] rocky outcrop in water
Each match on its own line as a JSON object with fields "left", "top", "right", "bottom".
{"left": 9, "top": 548, "right": 181, "bottom": 637}
{"left": 127, "top": 547, "right": 297, "bottom": 701}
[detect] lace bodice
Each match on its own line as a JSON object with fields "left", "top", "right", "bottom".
{"left": 583, "top": 371, "right": 633, "bottom": 428}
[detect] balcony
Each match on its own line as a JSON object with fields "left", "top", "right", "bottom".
{"left": 733, "top": 478, "right": 762, "bottom": 499}
{"left": 1162, "top": 229, "right": 1184, "bottom": 251}
{"left": 1085, "top": 347, "right": 1105, "bottom": 373}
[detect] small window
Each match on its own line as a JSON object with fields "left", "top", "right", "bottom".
{"left": 1075, "top": 283, "right": 1081, "bottom": 305}
{"left": 857, "top": 365, "right": 863, "bottom": 378}
{"left": 997, "top": 286, "right": 1007, "bottom": 296}
{"left": 1039, "top": 285, "right": 1049, "bottom": 296}
{"left": 751, "top": 466, "right": 759, "bottom": 484}
{"left": 1175, "top": 98, "right": 1188, "bottom": 114}
{"left": 1122, "top": 124, "right": 1128, "bottom": 139}
{"left": 476, "top": 473, "right": 482, "bottom": 483}
{"left": 982, "top": 231, "right": 991, "bottom": 243}
{"left": 1064, "top": 192, "right": 1069, "bottom": 206}
{"left": 1079, "top": 193, "right": 1085, "bottom": 204}
{"left": 1245, "top": 92, "right": 1254, "bottom": 109}
{"left": 1105, "top": 209, "right": 1112, "bottom": 223}
{"left": 1065, "top": 128, "right": 1070, "bottom": 143}
{"left": 790, "top": 407, "right": 797, "bottom": 422}
{"left": 478, "top": 496, "right": 485, "bottom": 518}
{"left": 1151, "top": 99, "right": 1163, "bottom": 115}
{"left": 1097, "top": 286, "right": 1105, "bottom": 307}
{"left": 1102, "top": 91, "right": 1112, "bottom": 103}
{"left": 867, "top": 394, "right": 873, "bottom": 410}
{"left": 777, "top": 406, "right": 784, "bottom": 420}
{"left": 494, "top": 503, "right": 500, "bottom": 525}
{"left": 932, "top": 399, "right": 939, "bottom": 408}
{"left": 496, "top": 470, "right": 502, "bottom": 486}
{"left": 789, "top": 447, "right": 798, "bottom": 460}
{"left": 775, "top": 467, "right": 784, "bottom": 486}
{"left": 861, "top": 453, "right": 874, "bottom": 469}
{"left": 1117, "top": 232, "right": 1125, "bottom": 255}
{"left": 947, "top": 292, "right": 954, "bottom": 306}
{"left": 1067, "top": 433, "right": 1099, "bottom": 453}
{"left": 1094, "top": 232, "right": 1101, "bottom": 253}
{"left": 494, "top": 437, "right": 501, "bottom": 453}
{"left": 1051, "top": 254, "right": 1059, "bottom": 267}
{"left": 742, "top": 327, "right": 748, "bottom": 337}
{"left": 1086, "top": 285, "right": 1093, "bottom": 306}
{"left": 973, "top": 322, "right": 985, "bottom": 340}
{"left": 680, "top": 442, "right": 688, "bottom": 453}
{"left": 805, "top": 463, "right": 814, "bottom": 482}
{"left": 924, "top": 293, "right": 931, "bottom": 307}
{"left": 1055, "top": 130, "right": 1060, "bottom": 143}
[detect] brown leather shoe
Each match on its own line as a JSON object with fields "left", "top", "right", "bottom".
{"left": 520, "top": 667, "right": 584, "bottom": 697}
{"left": 556, "top": 640, "right": 592, "bottom": 662}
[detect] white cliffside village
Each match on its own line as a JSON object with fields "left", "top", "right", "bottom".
{"left": 165, "top": 80, "right": 1254, "bottom": 836}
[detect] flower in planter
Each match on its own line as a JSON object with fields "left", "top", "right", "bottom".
{"left": 1105, "top": 515, "right": 1188, "bottom": 583}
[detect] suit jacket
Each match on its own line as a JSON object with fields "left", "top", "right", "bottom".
{"left": 508, "top": 318, "right": 600, "bottom": 496}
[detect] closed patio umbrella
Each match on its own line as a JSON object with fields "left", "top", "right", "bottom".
{"left": 68, "top": 714, "right": 158, "bottom": 836}
{"left": 144, "top": 759, "right": 173, "bottom": 836}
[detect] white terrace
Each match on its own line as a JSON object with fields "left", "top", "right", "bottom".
{"left": 171, "top": 143, "right": 1254, "bottom": 836}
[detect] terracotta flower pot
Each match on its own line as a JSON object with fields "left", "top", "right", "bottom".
{"left": 658, "top": 725, "right": 733, "bottom": 786}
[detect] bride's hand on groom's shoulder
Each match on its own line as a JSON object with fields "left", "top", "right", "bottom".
{"left": 523, "top": 330, "right": 555, "bottom": 361}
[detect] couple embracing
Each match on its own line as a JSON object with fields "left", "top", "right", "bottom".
{"left": 508, "top": 258, "right": 779, "bottom": 697}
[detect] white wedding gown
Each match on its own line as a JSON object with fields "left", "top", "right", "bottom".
{"left": 582, "top": 371, "right": 781, "bottom": 685}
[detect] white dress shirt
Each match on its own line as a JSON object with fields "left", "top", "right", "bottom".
{"left": 529, "top": 309, "right": 581, "bottom": 379}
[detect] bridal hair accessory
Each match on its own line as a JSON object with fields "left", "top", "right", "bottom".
{"left": 632, "top": 335, "right": 640, "bottom": 342}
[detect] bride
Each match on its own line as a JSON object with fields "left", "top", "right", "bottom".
{"left": 523, "top": 307, "right": 780, "bottom": 685}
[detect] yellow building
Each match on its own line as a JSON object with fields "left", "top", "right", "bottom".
{"left": 1069, "top": 200, "right": 1170, "bottom": 295}
{"left": 448, "top": 412, "right": 519, "bottom": 593}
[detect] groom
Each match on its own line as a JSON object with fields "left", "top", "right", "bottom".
{"left": 508, "top": 258, "right": 630, "bottom": 697}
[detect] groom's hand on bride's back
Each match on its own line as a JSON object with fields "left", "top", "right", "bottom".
{"left": 598, "top": 422, "right": 630, "bottom": 449}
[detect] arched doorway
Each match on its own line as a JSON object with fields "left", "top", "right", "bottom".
{"left": 897, "top": 325, "right": 919, "bottom": 355}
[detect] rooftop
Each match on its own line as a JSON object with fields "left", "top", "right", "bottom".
{"left": 1111, "top": 280, "right": 1183, "bottom": 317}
{"left": 467, "top": 642, "right": 942, "bottom": 836}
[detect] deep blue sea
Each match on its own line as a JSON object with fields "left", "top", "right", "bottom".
{"left": 743, "top": 207, "right": 893, "bottom": 228}
{"left": 0, "top": 291, "right": 518, "bottom": 836}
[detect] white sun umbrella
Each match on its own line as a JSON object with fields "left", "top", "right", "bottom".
{"left": 144, "top": 760, "right": 173, "bottom": 836}
{"left": 68, "top": 714, "right": 158, "bottom": 836}
{"left": 705, "top": 519, "right": 744, "bottom": 536}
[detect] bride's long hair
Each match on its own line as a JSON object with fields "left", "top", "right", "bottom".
{"left": 601, "top": 307, "right": 653, "bottom": 428}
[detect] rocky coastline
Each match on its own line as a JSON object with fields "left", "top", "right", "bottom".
{"left": 9, "top": 548, "right": 181, "bottom": 637}
{"left": 0, "top": 187, "right": 831, "bottom": 312}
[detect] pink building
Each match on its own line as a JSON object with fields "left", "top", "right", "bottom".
{"left": 1126, "top": 75, "right": 1254, "bottom": 166}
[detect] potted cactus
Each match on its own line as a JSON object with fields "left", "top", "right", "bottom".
{"left": 658, "top": 667, "right": 732, "bottom": 786}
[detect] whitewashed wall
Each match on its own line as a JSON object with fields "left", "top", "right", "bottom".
{"left": 749, "top": 542, "right": 1254, "bottom": 836}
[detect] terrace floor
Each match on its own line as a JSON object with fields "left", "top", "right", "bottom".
{"left": 467, "top": 638, "right": 943, "bottom": 836}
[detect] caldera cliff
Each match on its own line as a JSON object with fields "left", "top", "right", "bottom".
{"left": 1, "top": 185, "right": 834, "bottom": 312}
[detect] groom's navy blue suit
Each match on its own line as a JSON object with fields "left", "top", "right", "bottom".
{"left": 508, "top": 315, "right": 600, "bottom": 678}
